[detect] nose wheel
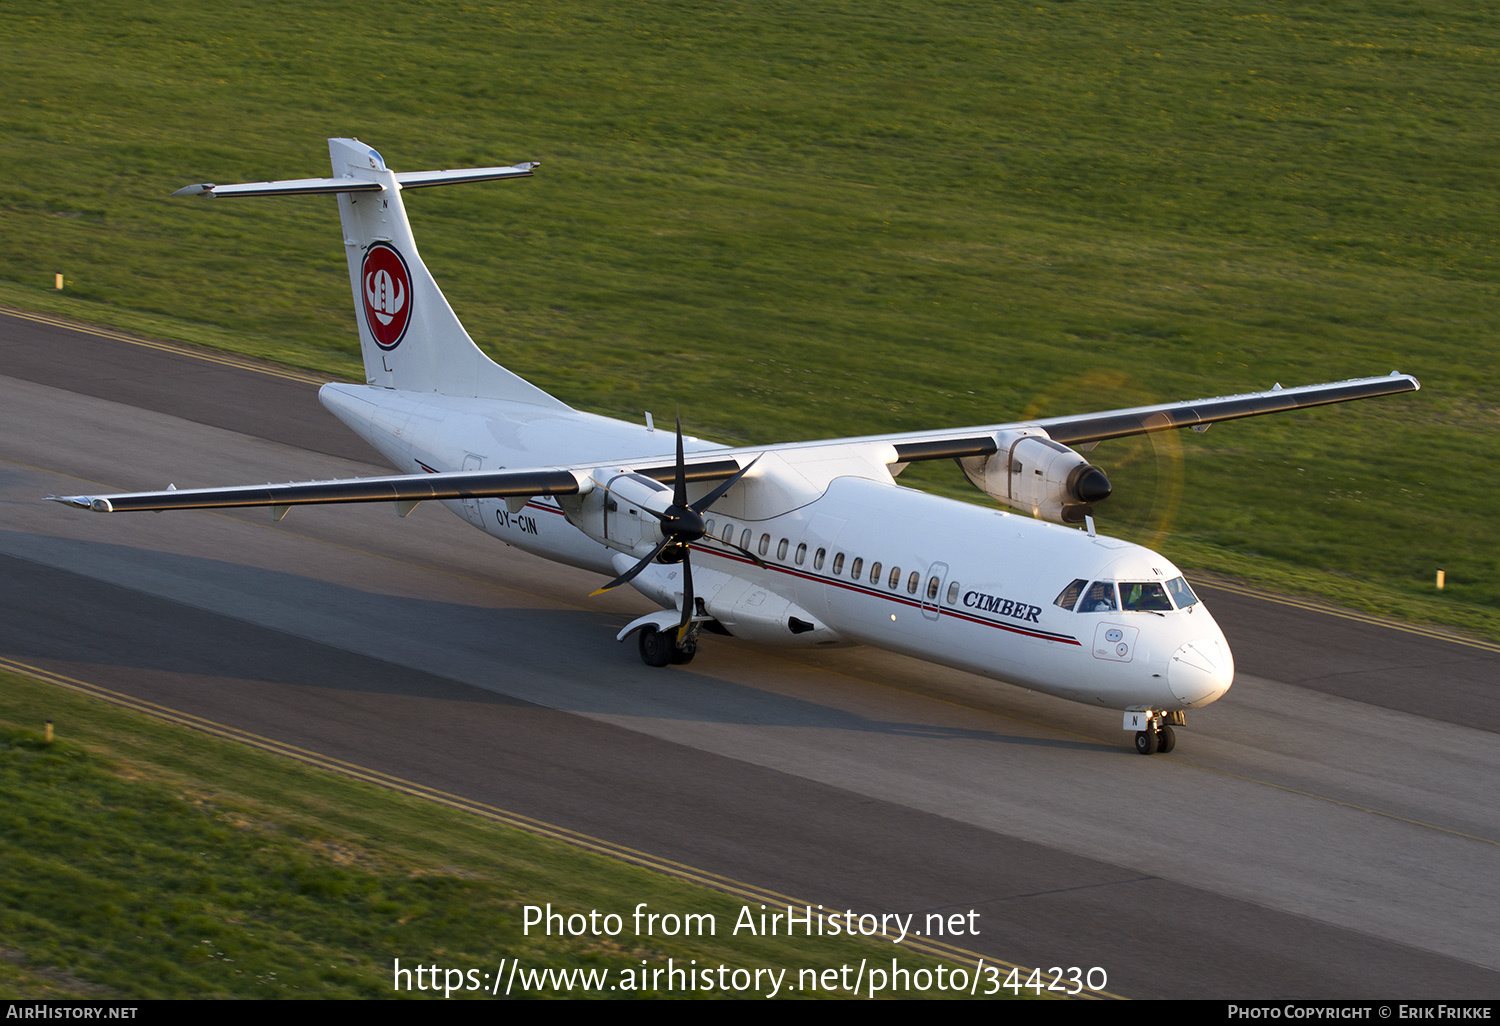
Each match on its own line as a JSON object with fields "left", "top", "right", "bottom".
{"left": 1155, "top": 724, "right": 1175, "bottom": 753}
{"left": 1128, "top": 711, "right": 1183, "bottom": 755}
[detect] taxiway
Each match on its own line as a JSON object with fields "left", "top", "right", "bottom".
{"left": 2, "top": 308, "right": 1496, "bottom": 998}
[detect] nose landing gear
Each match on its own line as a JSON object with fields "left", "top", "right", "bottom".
{"left": 1127, "top": 710, "right": 1184, "bottom": 755}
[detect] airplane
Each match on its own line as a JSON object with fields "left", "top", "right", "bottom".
{"left": 50, "top": 138, "right": 1420, "bottom": 755}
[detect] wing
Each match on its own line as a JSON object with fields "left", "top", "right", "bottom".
{"left": 50, "top": 467, "right": 588, "bottom": 514}
{"left": 47, "top": 458, "right": 746, "bottom": 515}
{"left": 50, "top": 373, "right": 1418, "bottom": 515}
{"left": 745, "top": 371, "right": 1422, "bottom": 466}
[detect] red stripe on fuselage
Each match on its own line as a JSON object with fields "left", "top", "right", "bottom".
{"left": 509, "top": 499, "right": 1081, "bottom": 646}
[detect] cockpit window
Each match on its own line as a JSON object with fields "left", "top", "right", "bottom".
{"left": 1053, "top": 579, "right": 1089, "bottom": 611}
{"left": 1120, "top": 581, "right": 1174, "bottom": 612}
{"left": 1080, "top": 581, "right": 1117, "bottom": 613}
{"left": 1165, "top": 576, "right": 1199, "bottom": 609}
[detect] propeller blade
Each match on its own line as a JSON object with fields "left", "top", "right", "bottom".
{"left": 689, "top": 454, "right": 762, "bottom": 514}
{"left": 588, "top": 536, "right": 674, "bottom": 597}
{"left": 588, "top": 411, "right": 741, "bottom": 629}
{"left": 673, "top": 409, "right": 688, "bottom": 508}
{"left": 677, "top": 547, "right": 695, "bottom": 642}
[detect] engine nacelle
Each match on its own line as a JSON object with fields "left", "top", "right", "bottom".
{"left": 959, "top": 429, "right": 1111, "bottom": 524}
{"left": 559, "top": 469, "right": 672, "bottom": 558}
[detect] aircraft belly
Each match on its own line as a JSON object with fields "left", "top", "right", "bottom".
{"left": 689, "top": 559, "right": 839, "bottom": 646}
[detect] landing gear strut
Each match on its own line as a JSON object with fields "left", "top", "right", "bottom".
{"left": 1155, "top": 723, "right": 1176, "bottom": 753}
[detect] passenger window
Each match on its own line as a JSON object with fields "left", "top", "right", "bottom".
{"left": 888, "top": 566, "right": 901, "bottom": 589}
{"left": 814, "top": 548, "right": 826, "bottom": 570}
{"left": 926, "top": 576, "right": 940, "bottom": 600}
{"left": 740, "top": 528, "right": 751, "bottom": 551}
{"left": 1081, "top": 581, "right": 1118, "bottom": 613}
{"left": 947, "top": 581, "right": 960, "bottom": 604}
{"left": 833, "top": 553, "right": 845, "bottom": 575}
{"left": 1120, "top": 581, "right": 1173, "bottom": 612}
{"left": 759, "top": 534, "right": 770, "bottom": 556}
{"left": 777, "top": 538, "right": 789, "bottom": 561}
{"left": 906, "top": 571, "right": 919, "bottom": 594}
{"left": 1053, "top": 578, "right": 1089, "bottom": 611}
{"left": 705, "top": 518, "right": 714, "bottom": 536}
{"left": 851, "top": 557, "right": 864, "bottom": 579}
{"left": 1165, "top": 576, "right": 1199, "bottom": 609}
{"left": 795, "top": 542, "right": 806, "bottom": 565}
{"left": 722, "top": 523, "right": 734, "bottom": 542}
{"left": 870, "top": 562, "right": 882, "bottom": 584}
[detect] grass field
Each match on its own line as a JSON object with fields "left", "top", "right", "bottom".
{"left": 2, "top": 0, "right": 1497, "bottom": 638}
{"left": 0, "top": 669, "right": 997, "bottom": 999}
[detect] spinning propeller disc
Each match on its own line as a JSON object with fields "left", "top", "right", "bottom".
{"left": 1021, "top": 370, "right": 1184, "bottom": 552}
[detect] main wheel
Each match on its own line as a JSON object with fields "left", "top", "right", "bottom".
{"left": 1134, "top": 729, "right": 1158, "bottom": 756}
{"left": 638, "top": 626, "right": 674, "bottom": 667}
{"left": 1155, "top": 724, "right": 1176, "bottom": 754}
{"left": 670, "top": 634, "right": 697, "bottom": 665}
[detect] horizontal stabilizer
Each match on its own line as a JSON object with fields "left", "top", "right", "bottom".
{"left": 173, "top": 177, "right": 383, "bottom": 198}
{"left": 172, "top": 163, "right": 537, "bottom": 199}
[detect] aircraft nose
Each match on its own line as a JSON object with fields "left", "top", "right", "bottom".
{"left": 1168, "top": 637, "right": 1234, "bottom": 707}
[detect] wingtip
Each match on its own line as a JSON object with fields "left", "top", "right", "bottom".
{"left": 47, "top": 495, "right": 109, "bottom": 511}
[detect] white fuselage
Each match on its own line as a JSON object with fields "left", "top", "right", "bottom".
{"left": 320, "top": 382, "right": 1234, "bottom": 714}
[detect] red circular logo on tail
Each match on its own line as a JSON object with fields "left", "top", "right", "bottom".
{"left": 361, "top": 243, "right": 412, "bottom": 350}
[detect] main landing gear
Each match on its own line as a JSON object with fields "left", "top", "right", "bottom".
{"left": 1129, "top": 710, "right": 1184, "bottom": 755}
{"left": 638, "top": 624, "right": 696, "bottom": 667}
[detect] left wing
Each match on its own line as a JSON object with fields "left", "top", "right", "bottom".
{"left": 742, "top": 371, "right": 1422, "bottom": 465}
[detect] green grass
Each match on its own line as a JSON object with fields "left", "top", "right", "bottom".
{"left": 2, "top": 0, "right": 1497, "bottom": 637}
{"left": 0, "top": 670, "right": 995, "bottom": 999}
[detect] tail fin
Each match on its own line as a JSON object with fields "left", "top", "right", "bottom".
{"left": 175, "top": 138, "right": 569, "bottom": 408}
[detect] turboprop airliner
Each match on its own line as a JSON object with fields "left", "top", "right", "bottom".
{"left": 51, "top": 139, "right": 1420, "bottom": 755}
